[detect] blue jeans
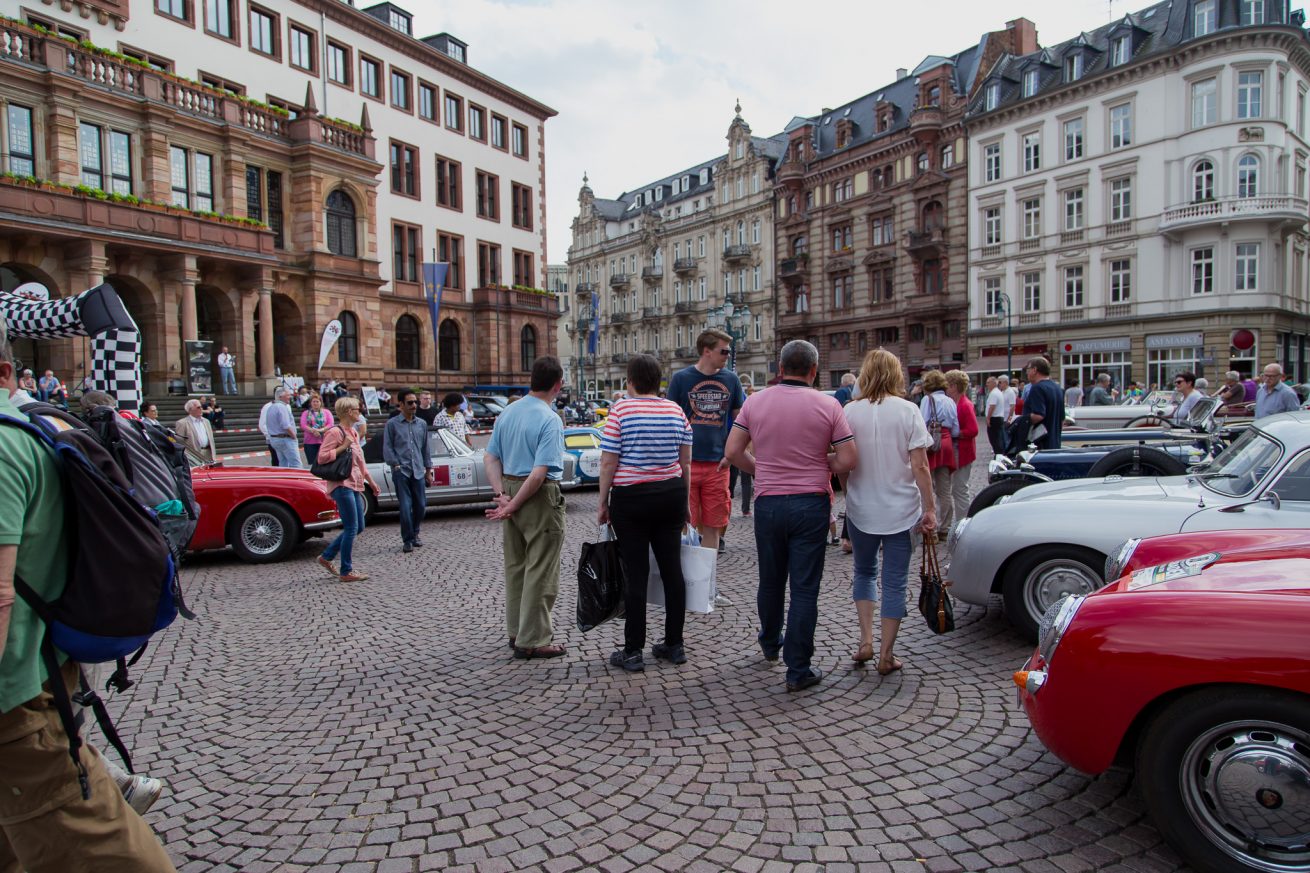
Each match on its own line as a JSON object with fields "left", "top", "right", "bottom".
{"left": 394, "top": 470, "right": 427, "bottom": 545}
{"left": 753, "top": 493, "right": 829, "bottom": 684}
{"left": 321, "top": 486, "right": 365, "bottom": 574}
{"left": 220, "top": 366, "right": 237, "bottom": 394}
{"left": 847, "top": 523, "right": 913, "bottom": 620}
{"left": 268, "top": 435, "right": 302, "bottom": 469}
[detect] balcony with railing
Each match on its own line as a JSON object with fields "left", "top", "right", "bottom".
{"left": 575, "top": 282, "right": 597, "bottom": 295}
{"left": 674, "top": 301, "right": 696, "bottom": 314}
{"left": 609, "top": 273, "right": 631, "bottom": 287}
{"left": 609, "top": 311, "right": 633, "bottom": 324}
{"left": 776, "top": 160, "right": 805, "bottom": 185}
{"left": 908, "top": 104, "right": 944, "bottom": 132}
{"left": 642, "top": 306, "right": 662, "bottom": 319}
{"left": 642, "top": 266, "right": 664, "bottom": 282}
{"left": 674, "top": 347, "right": 695, "bottom": 358}
{"left": 1160, "top": 195, "right": 1310, "bottom": 234}
{"left": 673, "top": 258, "right": 697, "bottom": 275}
{"left": 723, "top": 244, "right": 752, "bottom": 262}
{"left": 611, "top": 353, "right": 632, "bottom": 365}
{"left": 905, "top": 227, "right": 946, "bottom": 257}
{"left": 779, "top": 257, "right": 809, "bottom": 284}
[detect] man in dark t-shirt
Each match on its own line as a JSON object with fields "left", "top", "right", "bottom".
{"left": 1023, "top": 356, "right": 1064, "bottom": 449}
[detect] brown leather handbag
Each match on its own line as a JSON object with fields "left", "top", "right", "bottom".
{"left": 918, "top": 532, "right": 956, "bottom": 634}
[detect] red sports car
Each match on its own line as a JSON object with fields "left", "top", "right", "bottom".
{"left": 187, "top": 454, "right": 341, "bottom": 563}
{"left": 1014, "top": 530, "right": 1310, "bottom": 873}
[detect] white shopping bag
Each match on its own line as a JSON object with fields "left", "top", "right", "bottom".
{"left": 647, "top": 534, "right": 717, "bottom": 614}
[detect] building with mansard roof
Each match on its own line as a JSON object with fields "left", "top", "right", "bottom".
{"left": 966, "top": 0, "right": 1310, "bottom": 388}
{"left": 0, "top": 0, "right": 555, "bottom": 396}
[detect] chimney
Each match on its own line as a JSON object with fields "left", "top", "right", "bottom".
{"left": 896, "top": 68, "right": 908, "bottom": 80}
{"left": 1006, "top": 17, "right": 1039, "bottom": 56}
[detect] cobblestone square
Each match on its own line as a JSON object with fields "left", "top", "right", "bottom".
{"left": 114, "top": 456, "right": 1190, "bottom": 873}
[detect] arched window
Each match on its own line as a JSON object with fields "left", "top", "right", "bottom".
{"left": 736, "top": 220, "right": 745, "bottom": 244}
{"left": 325, "top": 190, "right": 357, "bottom": 257}
{"left": 337, "top": 311, "right": 359, "bottom": 363}
{"left": 520, "top": 325, "right": 537, "bottom": 371}
{"left": 921, "top": 200, "right": 943, "bottom": 230}
{"left": 940, "top": 143, "right": 954, "bottom": 169}
{"left": 1192, "top": 160, "right": 1215, "bottom": 202}
{"left": 1237, "top": 154, "right": 1259, "bottom": 198}
{"left": 395, "top": 314, "right": 421, "bottom": 370}
{"left": 917, "top": 152, "right": 929, "bottom": 174}
{"left": 438, "top": 318, "right": 460, "bottom": 370}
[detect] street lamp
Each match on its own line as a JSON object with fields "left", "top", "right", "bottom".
{"left": 710, "top": 294, "right": 752, "bottom": 372}
{"left": 997, "top": 291, "right": 1013, "bottom": 378}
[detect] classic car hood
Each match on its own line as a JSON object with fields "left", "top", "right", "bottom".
{"left": 1004, "top": 475, "right": 1170, "bottom": 503}
{"left": 196, "top": 464, "right": 323, "bottom": 482}
{"left": 1113, "top": 552, "right": 1310, "bottom": 596}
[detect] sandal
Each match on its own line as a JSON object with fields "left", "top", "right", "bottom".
{"left": 513, "top": 644, "right": 567, "bottom": 660}
{"left": 852, "top": 642, "right": 874, "bottom": 664}
{"left": 877, "top": 655, "right": 904, "bottom": 676}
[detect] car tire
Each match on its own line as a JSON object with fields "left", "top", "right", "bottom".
{"left": 1122, "top": 413, "right": 1167, "bottom": 428}
{"left": 229, "top": 501, "right": 298, "bottom": 564}
{"left": 363, "top": 488, "right": 379, "bottom": 525}
{"left": 1136, "top": 687, "right": 1310, "bottom": 873}
{"left": 1086, "top": 445, "right": 1187, "bottom": 478}
{"left": 966, "top": 479, "right": 1032, "bottom": 517}
{"left": 1001, "top": 545, "right": 1105, "bottom": 641}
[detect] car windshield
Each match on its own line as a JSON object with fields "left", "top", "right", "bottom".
{"left": 1201, "top": 427, "right": 1283, "bottom": 497}
{"left": 436, "top": 428, "right": 474, "bottom": 456}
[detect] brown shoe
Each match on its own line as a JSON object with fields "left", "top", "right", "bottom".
{"left": 513, "top": 644, "right": 566, "bottom": 659}
{"left": 317, "top": 555, "right": 338, "bottom": 577}
{"left": 339, "top": 571, "right": 369, "bottom": 582}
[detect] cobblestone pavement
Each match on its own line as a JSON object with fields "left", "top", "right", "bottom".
{"left": 111, "top": 446, "right": 1191, "bottom": 873}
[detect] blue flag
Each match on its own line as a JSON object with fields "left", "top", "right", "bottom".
{"left": 422, "top": 262, "right": 449, "bottom": 357}
{"left": 587, "top": 291, "right": 599, "bottom": 355}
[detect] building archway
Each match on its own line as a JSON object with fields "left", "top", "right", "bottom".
{"left": 273, "top": 293, "right": 306, "bottom": 377}
{"left": 195, "top": 284, "right": 240, "bottom": 385}
{"left": 1, "top": 263, "right": 62, "bottom": 376}
{"left": 103, "top": 274, "right": 161, "bottom": 391}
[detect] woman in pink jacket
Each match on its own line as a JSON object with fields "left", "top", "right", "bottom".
{"left": 300, "top": 392, "right": 334, "bottom": 466}
{"left": 315, "top": 396, "right": 379, "bottom": 583}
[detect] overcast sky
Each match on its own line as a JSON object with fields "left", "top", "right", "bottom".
{"left": 411, "top": 0, "right": 1130, "bottom": 266}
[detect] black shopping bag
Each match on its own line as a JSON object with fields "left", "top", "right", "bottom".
{"left": 576, "top": 527, "right": 626, "bottom": 632}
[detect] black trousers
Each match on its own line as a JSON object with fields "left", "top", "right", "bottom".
{"left": 729, "top": 465, "right": 754, "bottom": 513}
{"left": 608, "top": 477, "right": 687, "bottom": 653}
{"left": 267, "top": 441, "right": 279, "bottom": 467}
{"left": 987, "top": 417, "right": 1007, "bottom": 455}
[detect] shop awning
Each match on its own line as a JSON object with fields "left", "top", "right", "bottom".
{"left": 963, "top": 355, "right": 1019, "bottom": 374}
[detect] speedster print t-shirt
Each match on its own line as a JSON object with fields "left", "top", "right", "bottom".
{"left": 666, "top": 365, "right": 745, "bottom": 462}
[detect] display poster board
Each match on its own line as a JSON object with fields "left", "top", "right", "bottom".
{"left": 361, "top": 385, "right": 381, "bottom": 413}
{"left": 186, "top": 340, "right": 213, "bottom": 395}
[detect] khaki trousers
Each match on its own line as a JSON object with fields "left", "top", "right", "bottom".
{"left": 0, "top": 662, "right": 176, "bottom": 873}
{"left": 503, "top": 478, "right": 567, "bottom": 648}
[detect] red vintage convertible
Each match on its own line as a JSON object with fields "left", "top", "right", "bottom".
{"left": 1014, "top": 531, "right": 1310, "bottom": 873}
{"left": 187, "top": 454, "right": 341, "bottom": 563}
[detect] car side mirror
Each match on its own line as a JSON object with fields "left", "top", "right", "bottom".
{"left": 1219, "top": 490, "right": 1281, "bottom": 513}
{"left": 1265, "top": 491, "right": 1282, "bottom": 511}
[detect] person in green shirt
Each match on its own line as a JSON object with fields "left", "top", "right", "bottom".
{"left": 0, "top": 320, "right": 175, "bottom": 872}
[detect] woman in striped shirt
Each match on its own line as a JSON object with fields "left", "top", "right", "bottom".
{"left": 597, "top": 353, "right": 694, "bottom": 672}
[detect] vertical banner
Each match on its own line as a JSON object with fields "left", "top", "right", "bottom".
{"left": 317, "top": 319, "right": 342, "bottom": 373}
{"left": 185, "top": 340, "right": 213, "bottom": 395}
{"left": 587, "top": 291, "right": 599, "bottom": 356}
{"left": 422, "top": 262, "right": 450, "bottom": 351}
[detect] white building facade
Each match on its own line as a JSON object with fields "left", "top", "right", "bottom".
{"left": 967, "top": 0, "right": 1310, "bottom": 388}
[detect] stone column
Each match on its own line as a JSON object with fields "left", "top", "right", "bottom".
{"left": 180, "top": 277, "right": 198, "bottom": 342}
{"left": 257, "top": 288, "right": 275, "bottom": 379}
{"left": 60, "top": 240, "right": 109, "bottom": 388}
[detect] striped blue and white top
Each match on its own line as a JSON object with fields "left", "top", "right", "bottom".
{"left": 599, "top": 396, "right": 693, "bottom": 486}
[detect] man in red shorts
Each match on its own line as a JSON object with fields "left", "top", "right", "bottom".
{"left": 667, "top": 329, "right": 745, "bottom": 552}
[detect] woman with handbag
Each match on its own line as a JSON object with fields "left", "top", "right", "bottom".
{"left": 300, "top": 393, "right": 334, "bottom": 466}
{"left": 944, "top": 370, "right": 979, "bottom": 528}
{"left": 314, "top": 396, "right": 379, "bottom": 583}
{"left": 842, "top": 350, "right": 937, "bottom": 674}
{"left": 919, "top": 369, "right": 959, "bottom": 540}
{"left": 596, "top": 354, "right": 693, "bottom": 672}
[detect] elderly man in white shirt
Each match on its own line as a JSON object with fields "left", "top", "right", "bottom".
{"left": 174, "top": 398, "right": 218, "bottom": 462}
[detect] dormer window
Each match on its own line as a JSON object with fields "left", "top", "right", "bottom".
{"left": 682, "top": 174, "right": 691, "bottom": 190}
{"left": 984, "top": 82, "right": 1000, "bottom": 111}
{"left": 1241, "top": 0, "right": 1264, "bottom": 24}
{"left": 1195, "top": 0, "right": 1216, "bottom": 35}
{"left": 1111, "top": 34, "right": 1131, "bottom": 65}
{"left": 1023, "top": 69, "right": 1039, "bottom": 97}
{"left": 1064, "top": 53, "right": 1083, "bottom": 82}
{"left": 927, "top": 85, "right": 941, "bottom": 106}
{"left": 699, "top": 168, "right": 710, "bottom": 185}
{"left": 388, "top": 8, "right": 411, "bottom": 35}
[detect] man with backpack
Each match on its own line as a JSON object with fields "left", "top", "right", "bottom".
{"left": 0, "top": 320, "right": 176, "bottom": 871}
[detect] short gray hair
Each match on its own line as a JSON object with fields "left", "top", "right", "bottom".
{"left": 185, "top": 398, "right": 202, "bottom": 412}
{"left": 80, "top": 390, "right": 116, "bottom": 410}
{"left": 1226, "top": 370, "right": 1241, "bottom": 382}
{"left": 1098, "top": 373, "right": 1111, "bottom": 384}
{"left": 275, "top": 387, "right": 290, "bottom": 401}
{"left": 997, "top": 375, "right": 1009, "bottom": 385}
{"left": 779, "top": 340, "right": 818, "bottom": 377}
{"left": 840, "top": 372, "right": 856, "bottom": 386}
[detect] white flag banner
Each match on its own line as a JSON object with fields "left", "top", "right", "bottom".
{"left": 317, "top": 319, "right": 342, "bottom": 372}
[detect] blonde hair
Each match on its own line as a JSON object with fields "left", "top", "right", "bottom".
{"left": 334, "top": 396, "right": 360, "bottom": 419}
{"left": 921, "top": 369, "right": 947, "bottom": 393}
{"left": 856, "top": 349, "right": 905, "bottom": 404}
{"left": 944, "top": 370, "right": 970, "bottom": 393}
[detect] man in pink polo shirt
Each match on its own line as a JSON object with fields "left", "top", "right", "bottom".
{"left": 725, "top": 340, "right": 857, "bottom": 692}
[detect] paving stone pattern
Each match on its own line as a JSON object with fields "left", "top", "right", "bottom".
{"left": 110, "top": 445, "right": 1191, "bottom": 873}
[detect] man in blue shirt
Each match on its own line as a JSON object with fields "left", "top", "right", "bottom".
{"left": 1256, "top": 363, "right": 1301, "bottom": 418}
{"left": 484, "top": 356, "right": 568, "bottom": 659}
{"left": 383, "top": 389, "right": 434, "bottom": 554}
{"left": 265, "top": 387, "right": 301, "bottom": 468}
{"left": 1023, "top": 356, "right": 1064, "bottom": 450}
{"left": 832, "top": 373, "right": 856, "bottom": 406}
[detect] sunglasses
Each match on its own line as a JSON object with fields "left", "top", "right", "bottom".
{"left": 716, "top": 348, "right": 732, "bottom": 356}
{"left": 404, "top": 400, "right": 418, "bottom": 406}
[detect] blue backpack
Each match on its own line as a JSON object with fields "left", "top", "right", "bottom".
{"left": 1, "top": 409, "right": 183, "bottom": 799}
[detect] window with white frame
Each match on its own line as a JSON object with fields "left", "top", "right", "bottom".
{"left": 1109, "top": 258, "right": 1131, "bottom": 302}
{"left": 1063, "top": 265, "right": 1084, "bottom": 308}
{"left": 1111, "top": 35, "right": 1131, "bottom": 66}
{"left": 1195, "top": 0, "right": 1217, "bottom": 35}
{"left": 941, "top": 143, "right": 954, "bottom": 168}
{"left": 1064, "top": 53, "right": 1083, "bottom": 82}
{"left": 697, "top": 277, "right": 706, "bottom": 300}
{"left": 1300, "top": 86, "right": 1307, "bottom": 136}
{"left": 983, "top": 207, "right": 1002, "bottom": 245}
{"left": 5, "top": 105, "right": 35, "bottom": 176}
{"left": 1023, "top": 132, "right": 1041, "bottom": 172}
{"left": 1193, "top": 78, "right": 1217, "bottom": 127}
{"left": 1064, "top": 188, "right": 1084, "bottom": 230}
{"left": 1063, "top": 117, "right": 1084, "bottom": 161}
{"left": 1023, "top": 69, "right": 1039, "bottom": 98}
{"left": 1110, "top": 104, "right": 1133, "bottom": 148}
{"left": 1110, "top": 177, "right": 1132, "bottom": 221}
{"left": 1238, "top": 154, "right": 1260, "bottom": 197}
{"left": 1238, "top": 70, "right": 1263, "bottom": 119}
{"left": 1023, "top": 271, "right": 1042, "bottom": 311}
{"left": 1236, "top": 242, "right": 1260, "bottom": 290}
{"left": 1193, "top": 159, "right": 1216, "bottom": 201}
{"left": 983, "top": 142, "right": 1001, "bottom": 182}
{"left": 751, "top": 220, "right": 761, "bottom": 244}
{"left": 983, "top": 276, "right": 1003, "bottom": 316}
{"left": 1192, "top": 247, "right": 1215, "bottom": 294}
{"left": 984, "top": 82, "right": 999, "bottom": 111}
{"left": 1241, "top": 0, "right": 1264, "bottom": 24}
{"left": 1023, "top": 198, "right": 1041, "bottom": 238}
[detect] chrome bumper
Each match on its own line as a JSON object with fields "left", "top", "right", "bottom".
{"left": 304, "top": 517, "right": 343, "bottom": 532}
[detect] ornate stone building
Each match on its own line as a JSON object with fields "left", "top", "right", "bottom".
{"left": 565, "top": 108, "right": 785, "bottom": 394}
{"left": 772, "top": 20, "right": 1039, "bottom": 387}
{"left": 0, "top": 0, "right": 556, "bottom": 396}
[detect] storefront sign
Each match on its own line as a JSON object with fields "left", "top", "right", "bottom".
{"left": 1060, "top": 337, "right": 1130, "bottom": 354}
{"left": 1147, "top": 332, "right": 1203, "bottom": 349}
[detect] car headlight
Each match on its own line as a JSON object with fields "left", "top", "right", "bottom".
{"left": 988, "top": 456, "right": 1014, "bottom": 477}
{"left": 1103, "top": 537, "right": 1141, "bottom": 583}
{"left": 947, "top": 517, "right": 969, "bottom": 552}
{"left": 1037, "top": 595, "right": 1085, "bottom": 664}
{"left": 1017, "top": 449, "right": 1037, "bottom": 464}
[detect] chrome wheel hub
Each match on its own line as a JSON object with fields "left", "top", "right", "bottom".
{"left": 1024, "top": 560, "right": 1101, "bottom": 619}
{"left": 240, "top": 513, "right": 285, "bottom": 556}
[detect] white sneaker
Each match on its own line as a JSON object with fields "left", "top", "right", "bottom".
{"left": 120, "top": 774, "right": 165, "bottom": 815}
{"left": 714, "top": 593, "right": 733, "bottom": 607}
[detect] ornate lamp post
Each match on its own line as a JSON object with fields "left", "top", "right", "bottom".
{"left": 709, "top": 294, "right": 752, "bottom": 372}
{"left": 998, "top": 291, "right": 1013, "bottom": 378}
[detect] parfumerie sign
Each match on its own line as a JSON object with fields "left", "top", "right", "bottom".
{"left": 1061, "top": 337, "right": 1130, "bottom": 353}
{"left": 1146, "top": 333, "right": 1204, "bottom": 349}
